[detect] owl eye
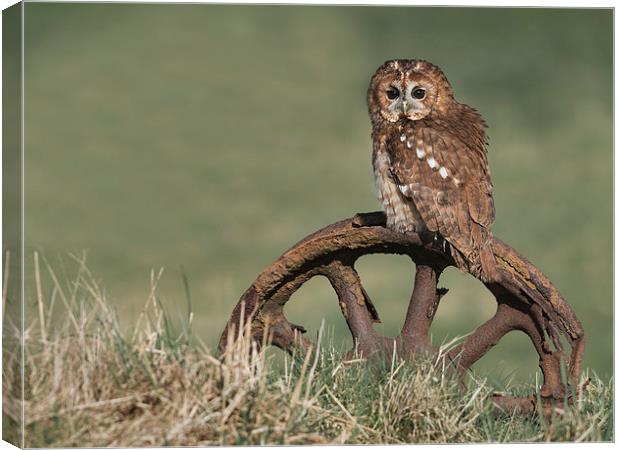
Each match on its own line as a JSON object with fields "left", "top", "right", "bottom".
{"left": 412, "top": 88, "right": 426, "bottom": 99}
{"left": 386, "top": 87, "right": 400, "bottom": 100}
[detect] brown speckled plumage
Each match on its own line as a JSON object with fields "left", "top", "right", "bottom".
{"left": 368, "top": 59, "right": 499, "bottom": 282}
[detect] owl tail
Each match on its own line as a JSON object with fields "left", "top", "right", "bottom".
{"left": 450, "top": 241, "right": 501, "bottom": 284}
{"left": 478, "top": 244, "right": 501, "bottom": 284}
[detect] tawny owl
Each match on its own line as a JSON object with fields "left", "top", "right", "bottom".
{"left": 368, "top": 59, "right": 500, "bottom": 283}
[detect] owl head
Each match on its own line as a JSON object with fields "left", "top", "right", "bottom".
{"left": 367, "top": 59, "right": 454, "bottom": 126}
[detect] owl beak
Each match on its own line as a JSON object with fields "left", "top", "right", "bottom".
{"left": 401, "top": 100, "right": 409, "bottom": 114}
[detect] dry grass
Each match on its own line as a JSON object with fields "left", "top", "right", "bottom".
{"left": 2, "top": 253, "right": 613, "bottom": 446}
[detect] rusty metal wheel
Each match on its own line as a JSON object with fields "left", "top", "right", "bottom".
{"left": 218, "top": 212, "right": 585, "bottom": 415}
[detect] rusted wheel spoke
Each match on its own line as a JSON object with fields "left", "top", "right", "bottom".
{"left": 398, "top": 264, "right": 447, "bottom": 355}
{"left": 218, "top": 212, "right": 585, "bottom": 416}
{"left": 448, "top": 302, "right": 518, "bottom": 372}
{"left": 323, "top": 260, "right": 382, "bottom": 355}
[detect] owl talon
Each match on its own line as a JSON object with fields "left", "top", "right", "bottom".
{"left": 430, "top": 232, "right": 449, "bottom": 254}
{"left": 418, "top": 229, "right": 435, "bottom": 244}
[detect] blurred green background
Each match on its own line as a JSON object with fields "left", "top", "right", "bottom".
{"left": 21, "top": 4, "right": 611, "bottom": 382}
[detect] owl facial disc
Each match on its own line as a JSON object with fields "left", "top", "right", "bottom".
{"left": 368, "top": 59, "right": 452, "bottom": 126}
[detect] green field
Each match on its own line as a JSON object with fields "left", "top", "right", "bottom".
{"left": 16, "top": 4, "right": 612, "bottom": 384}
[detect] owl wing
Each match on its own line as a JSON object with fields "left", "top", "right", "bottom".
{"left": 387, "top": 125, "right": 494, "bottom": 255}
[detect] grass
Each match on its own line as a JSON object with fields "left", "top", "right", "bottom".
{"left": 2, "top": 255, "right": 613, "bottom": 446}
